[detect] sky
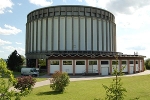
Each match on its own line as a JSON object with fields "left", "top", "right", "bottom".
{"left": 0, "top": 0, "right": 150, "bottom": 59}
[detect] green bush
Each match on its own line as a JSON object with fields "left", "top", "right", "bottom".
{"left": 50, "top": 71, "right": 70, "bottom": 92}
{"left": 14, "top": 76, "right": 36, "bottom": 92}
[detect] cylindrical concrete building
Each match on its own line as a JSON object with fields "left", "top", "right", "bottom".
{"left": 26, "top": 5, "right": 145, "bottom": 75}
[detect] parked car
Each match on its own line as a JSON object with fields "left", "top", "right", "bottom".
{"left": 21, "top": 68, "right": 39, "bottom": 77}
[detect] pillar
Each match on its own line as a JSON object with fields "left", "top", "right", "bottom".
{"left": 119, "top": 60, "right": 122, "bottom": 72}
{"left": 86, "top": 59, "right": 88, "bottom": 74}
{"left": 138, "top": 60, "right": 140, "bottom": 72}
{"left": 110, "top": 59, "right": 112, "bottom": 75}
{"left": 98, "top": 60, "right": 101, "bottom": 75}
{"left": 73, "top": 60, "right": 75, "bottom": 75}
{"left": 35, "top": 59, "right": 38, "bottom": 68}
{"left": 47, "top": 59, "right": 50, "bottom": 75}
{"left": 128, "top": 60, "right": 130, "bottom": 74}
{"left": 134, "top": 59, "right": 136, "bottom": 73}
{"left": 60, "top": 59, "right": 62, "bottom": 72}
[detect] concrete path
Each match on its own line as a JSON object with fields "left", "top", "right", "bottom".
{"left": 34, "top": 70, "right": 150, "bottom": 88}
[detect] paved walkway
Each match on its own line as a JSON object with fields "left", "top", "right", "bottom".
{"left": 34, "top": 70, "right": 150, "bottom": 88}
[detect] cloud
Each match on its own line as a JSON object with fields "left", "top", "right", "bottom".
{"left": 0, "top": 50, "right": 4, "bottom": 53}
{"left": 17, "top": 3, "right": 22, "bottom": 6}
{"left": 106, "top": 0, "right": 150, "bottom": 15}
{"left": 3, "top": 46, "right": 25, "bottom": 56}
{"left": 7, "top": 10, "right": 12, "bottom": 13}
{"left": 0, "top": 0, "right": 14, "bottom": 14}
{"left": 77, "top": 0, "right": 82, "bottom": 2}
{"left": 29, "top": 0, "right": 53, "bottom": 7}
{"left": 0, "top": 39, "right": 12, "bottom": 46}
{"left": 62, "top": 0, "right": 66, "bottom": 2}
{"left": 15, "top": 42, "right": 22, "bottom": 45}
{"left": 0, "top": 24, "right": 22, "bottom": 35}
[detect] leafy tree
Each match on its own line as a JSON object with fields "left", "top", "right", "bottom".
{"left": 145, "top": 58, "right": 150, "bottom": 69}
{"left": 0, "top": 58, "right": 30, "bottom": 100}
{"left": 7, "top": 50, "right": 23, "bottom": 71}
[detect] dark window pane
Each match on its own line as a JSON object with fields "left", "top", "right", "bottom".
{"left": 122, "top": 61, "right": 126, "bottom": 64}
{"left": 130, "top": 61, "right": 133, "bottom": 64}
{"left": 63, "top": 61, "right": 72, "bottom": 65}
{"left": 89, "top": 61, "right": 97, "bottom": 65}
{"left": 76, "top": 61, "right": 85, "bottom": 65}
{"left": 101, "top": 61, "right": 108, "bottom": 64}
{"left": 51, "top": 61, "right": 59, "bottom": 65}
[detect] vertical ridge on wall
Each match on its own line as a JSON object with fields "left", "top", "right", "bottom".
{"left": 53, "top": 17, "right": 58, "bottom": 50}
{"left": 93, "top": 18, "right": 97, "bottom": 51}
{"left": 60, "top": 17, "right": 65, "bottom": 50}
{"left": 80, "top": 17, "right": 85, "bottom": 50}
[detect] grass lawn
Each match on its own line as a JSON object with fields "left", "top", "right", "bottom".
{"left": 21, "top": 74, "right": 150, "bottom": 100}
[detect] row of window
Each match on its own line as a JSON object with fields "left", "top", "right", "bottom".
{"left": 50, "top": 60, "right": 139, "bottom": 65}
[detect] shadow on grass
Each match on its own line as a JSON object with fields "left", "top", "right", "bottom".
{"left": 36, "top": 91, "right": 63, "bottom": 96}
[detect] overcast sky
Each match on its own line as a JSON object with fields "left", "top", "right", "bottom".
{"left": 0, "top": 0, "right": 150, "bottom": 59}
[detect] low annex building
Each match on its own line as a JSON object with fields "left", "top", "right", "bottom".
{"left": 26, "top": 5, "right": 145, "bottom": 75}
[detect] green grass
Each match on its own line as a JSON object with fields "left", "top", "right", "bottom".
{"left": 35, "top": 78, "right": 48, "bottom": 82}
{"left": 21, "top": 75, "right": 150, "bottom": 100}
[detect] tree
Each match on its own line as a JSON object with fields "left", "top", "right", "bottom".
{"left": 145, "top": 58, "right": 150, "bottom": 69}
{"left": 103, "top": 60, "right": 127, "bottom": 100}
{"left": 0, "top": 58, "right": 30, "bottom": 100}
{"left": 7, "top": 50, "right": 23, "bottom": 71}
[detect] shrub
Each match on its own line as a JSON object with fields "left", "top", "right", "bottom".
{"left": 14, "top": 76, "right": 36, "bottom": 92}
{"left": 50, "top": 71, "right": 70, "bottom": 92}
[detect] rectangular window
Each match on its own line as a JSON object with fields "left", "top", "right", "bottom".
{"left": 112, "top": 61, "right": 118, "bottom": 65}
{"left": 67, "top": 12, "right": 72, "bottom": 15}
{"left": 50, "top": 61, "right": 59, "bottom": 65}
{"left": 101, "top": 61, "right": 108, "bottom": 65}
{"left": 130, "top": 61, "right": 133, "bottom": 64}
{"left": 61, "top": 11, "right": 66, "bottom": 15}
{"left": 76, "top": 61, "right": 85, "bottom": 65}
{"left": 89, "top": 61, "right": 97, "bottom": 65}
{"left": 63, "top": 61, "right": 72, "bottom": 65}
{"left": 136, "top": 61, "right": 138, "bottom": 64}
{"left": 122, "top": 61, "right": 126, "bottom": 64}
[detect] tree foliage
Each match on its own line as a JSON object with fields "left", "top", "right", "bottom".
{"left": 103, "top": 60, "right": 127, "bottom": 100}
{"left": 7, "top": 50, "right": 24, "bottom": 71}
{"left": 145, "top": 58, "right": 150, "bottom": 69}
{"left": 0, "top": 58, "right": 29, "bottom": 100}
{"left": 50, "top": 71, "right": 70, "bottom": 92}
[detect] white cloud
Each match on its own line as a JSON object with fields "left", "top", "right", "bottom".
{"left": 117, "top": 31, "right": 150, "bottom": 58}
{"left": 63, "top": 0, "right": 66, "bottom": 2}
{"left": 0, "top": 39, "right": 12, "bottom": 46}
{"left": 0, "top": 24, "right": 22, "bottom": 35}
{"left": 3, "top": 46, "right": 25, "bottom": 56}
{"left": 7, "top": 10, "right": 12, "bottom": 13}
{"left": 0, "top": 0, "right": 14, "bottom": 14}
{"left": 29, "top": 0, "right": 53, "bottom": 7}
{"left": 15, "top": 42, "right": 22, "bottom": 45}
{"left": 17, "top": 3, "right": 22, "bottom": 6}
{"left": 77, "top": 0, "right": 82, "bottom": 2}
{"left": 0, "top": 50, "right": 4, "bottom": 53}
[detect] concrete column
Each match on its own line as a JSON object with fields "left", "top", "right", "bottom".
{"left": 60, "top": 59, "right": 62, "bottom": 72}
{"left": 98, "top": 59, "right": 101, "bottom": 75}
{"left": 138, "top": 60, "right": 140, "bottom": 72}
{"left": 35, "top": 59, "right": 38, "bottom": 68}
{"left": 119, "top": 60, "right": 122, "bottom": 72}
{"left": 110, "top": 59, "right": 112, "bottom": 74}
{"left": 128, "top": 60, "right": 130, "bottom": 74}
{"left": 73, "top": 60, "right": 75, "bottom": 75}
{"left": 47, "top": 59, "right": 50, "bottom": 75}
{"left": 142, "top": 59, "right": 144, "bottom": 71}
{"left": 134, "top": 59, "right": 136, "bottom": 73}
{"left": 86, "top": 59, "right": 88, "bottom": 74}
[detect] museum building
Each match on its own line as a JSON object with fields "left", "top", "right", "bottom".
{"left": 26, "top": 5, "right": 145, "bottom": 75}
